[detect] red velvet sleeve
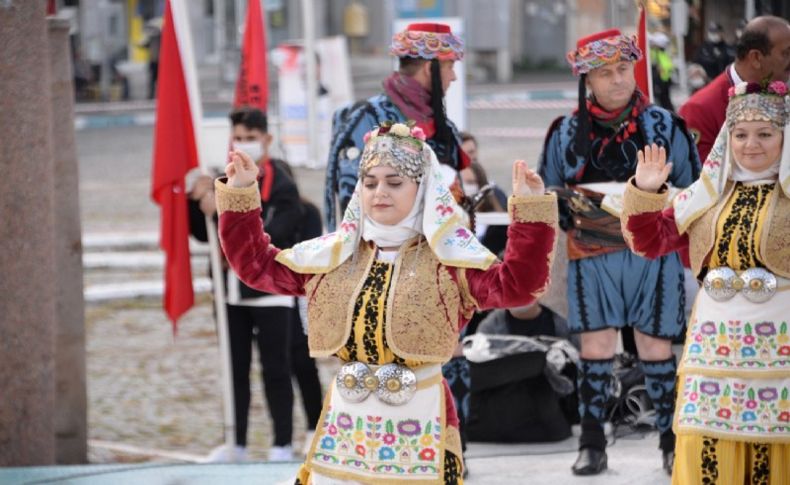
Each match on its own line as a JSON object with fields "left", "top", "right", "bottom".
{"left": 621, "top": 180, "right": 690, "bottom": 261}
{"left": 464, "top": 194, "right": 558, "bottom": 311}
{"left": 215, "top": 181, "right": 310, "bottom": 296}
{"left": 625, "top": 207, "right": 689, "bottom": 260}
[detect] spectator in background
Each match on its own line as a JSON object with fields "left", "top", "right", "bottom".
{"left": 189, "top": 107, "right": 302, "bottom": 462}
{"left": 680, "top": 16, "right": 790, "bottom": 162}
{"left": 649, "top": 32, "right": 675, "bottom": 112}
{"left": 693, "top": 21, "right": 733, "bottom": 81}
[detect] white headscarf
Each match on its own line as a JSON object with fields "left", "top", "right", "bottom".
{"left": 275, "top": 144, "right": 497, "bottom": 274}
{"left": 673, "top": 89, "right": 790, "bottom": 233}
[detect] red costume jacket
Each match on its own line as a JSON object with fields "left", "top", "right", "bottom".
{"left": 678, "top": 69, "right": 732, "bottom": 162}
{"left": 216, "top": 183, "right": 558, "bottom": 428}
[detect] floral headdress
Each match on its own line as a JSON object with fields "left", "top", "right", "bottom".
{"left": 359, "top": 121, "right": 429, "bottom": 183}
{"left": 566, "top": 28, "right": 642, "bottom": 76}
{"left": 274, "top": 123, "right": 497, "bottom": 274}
{"left": 673, "top": 81, "right": 790, "bottom": 233}
{"left": 390, "top": 23, "right": 464, "bottom": 61}
{"left": 726, "top": 81, "right": 789, "bottom": 131}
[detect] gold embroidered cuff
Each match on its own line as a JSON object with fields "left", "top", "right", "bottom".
{"left": 622, "top": 177, "right": 669, "bottom": 217}
{"left": 508, "top": 193, "right": 558, "bottom": 224}
{"left": 214, "top": 178, "right": 260, "bottom": 215}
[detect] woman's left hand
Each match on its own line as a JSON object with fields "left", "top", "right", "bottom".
{"left": 512, "top": 160, "right": 545, "bottom": 197}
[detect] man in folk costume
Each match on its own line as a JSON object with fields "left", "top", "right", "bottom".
{"left": 215, "top": 121, "right": 558, "bottom": 484}
{"left": 538, "top": 29, "right": 702, "bottom": 475}
{"left": 323, "top": 22, "right": 470, "bottom": 231}
{"left": 621, "top": 81, "right": 790, "bottom": 484}
{"left": 680, "top": 15, "right": 790, "bottom": 162}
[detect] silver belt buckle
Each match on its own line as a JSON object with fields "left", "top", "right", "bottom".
{"left": 703, "top": 267, "right": 777, "bottom": 303}
{"left": 703, "top": 267, "right": 738, "bottom": 301}
{"left": 739, "top": 267, "right": 776, "bottom": 303}
{"left": 374, "top": 363, "right": 417, "bottom": 406}
{"left": 335, "top": 362, "right": 417, "bottom": 405}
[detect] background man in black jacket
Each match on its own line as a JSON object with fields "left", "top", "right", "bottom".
{"left": 189, "top": 107, "right": 302, "bottom": 462}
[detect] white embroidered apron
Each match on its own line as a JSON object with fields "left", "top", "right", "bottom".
{"left": 306, "top": 363, "right": 448, "bottom": 484}
{"left": 675, "top": 274, "right": 790, "bottom": 443}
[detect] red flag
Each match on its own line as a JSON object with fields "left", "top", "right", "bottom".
{"left": 634, "top": 4, "right": 653, "bottom": 102}
{"left": 234, "top": 0, "right": 269, "bottom": 110}
{"left": 150, "top": 0, "right": 199, "bottom": 330}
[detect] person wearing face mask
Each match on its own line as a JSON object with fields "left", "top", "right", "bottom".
{"left": 539, "top": 29, "right": 702, "bottom": 476}
{"left": 621, "top": 81, "right": 790, "bottom": 484}
{"left": 213, "top": 121, "right": 558, "bottom": 483}
{"left": 188, "top": 106, "right": 303, "bottom": 462}
{"left": 694, "top": 22, "right": 734, "bottom": 82}
{"left": 680, "top": 16, "right": 790, "bottom": 162}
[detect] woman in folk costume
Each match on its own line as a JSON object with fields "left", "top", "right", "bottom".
{"left": 215, "top": 121, "right": 559, "bottom": 484}
{"left": 621, "top": 81, "right": 790, "bottom": 483}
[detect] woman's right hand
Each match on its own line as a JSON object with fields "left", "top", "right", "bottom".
{"left": 635, "top": 143, "right": 673, "bottom": 193}
{"left": 225, "top": 149, "right": 258, "bottom": 188}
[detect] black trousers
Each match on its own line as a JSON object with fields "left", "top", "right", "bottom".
{"left": 227, "top": 304, "right": 293, "bottom": 447}
{"left": 289, "top": 305, "right": 323, "bottom": 430}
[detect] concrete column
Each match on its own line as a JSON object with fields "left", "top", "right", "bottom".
{"left": 0, "top": 0, "right": 58, "bottom": 466}
{"left": 49, "top": 16, "right": 88, "bottom": 464}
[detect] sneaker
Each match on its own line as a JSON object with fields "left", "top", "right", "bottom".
{"left": 302, "top": 430, "right": 315, "bottom": 457}
{"left": 204, "top": 444, "right": 247, "bottom": 463}
{"left": 269, "top": 444, "right": 294, "bottom": 461}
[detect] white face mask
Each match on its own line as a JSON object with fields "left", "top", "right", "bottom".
{"left": 463, "top": 183, "right": 479, "bottom": 197}
{"left": 707, "top": 33, "right": 722, "bottom": 43}
{"left": 233, "top": 140, "right": 264, "bottom": 162}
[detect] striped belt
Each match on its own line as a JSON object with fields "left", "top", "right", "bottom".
{"left": 335, "top": 362, "right": 441, "bottom": 406}
{"left": 703, "top": 267, "right": 790, "bottom": 303}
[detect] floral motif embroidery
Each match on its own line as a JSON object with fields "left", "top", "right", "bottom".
{"left": 684, "top": 319, "right": 790, "bottom": 372}
{"left": 313, "top": 405, "right": 443, "bottom": 476}
{"left": 677, "top": 375, "right": 790, "bottom": 437}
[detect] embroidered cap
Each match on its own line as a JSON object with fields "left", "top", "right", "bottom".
{"left": 726, "top": 81, "right": 789, "bottom": 131}
{"left": 359, "top": 121, "right": 430, "bottom": 183}
{"left": 566, "top": 28, "right": 642, "bottom": 76}
{"left": 390, "top": 22, "right": 464, "bottom": 61}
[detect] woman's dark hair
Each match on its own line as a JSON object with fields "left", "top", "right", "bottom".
{"left": 229, "top": 106, "right": 268, "bottom": 132}
{"left": 460, "top": 131, "right": 477, "bottom": 145}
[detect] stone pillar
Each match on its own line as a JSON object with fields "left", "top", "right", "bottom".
{"left": 49, "top": 16, "right": 88, "bottom": 464}
{"left": 0, "top": 0, "right": 57, "bottom": 465}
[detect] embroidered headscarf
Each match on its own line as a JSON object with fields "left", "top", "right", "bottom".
{"left": 275, "top": 122, "right": 497, "bottom": 273}
{"left": 673, "top": 81, "right": 790, "bottom": 233}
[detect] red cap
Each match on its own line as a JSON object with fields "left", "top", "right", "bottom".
{"left": 406, "top": 22, "right": 452, "bottom": 34}
{"left": 576, "top": 28, "right": 622, "bottom": 49}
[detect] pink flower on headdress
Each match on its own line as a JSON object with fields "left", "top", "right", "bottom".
{"left": 363, "top": 128, "right": 379, "bottom": 143}
{"left": 768, "top": 80, "right": 788, "bottom": 96}
{"left": 727, "top": 86, "right": 736, "bottom": 97}
{"left": 411, "top": 126, "right": 427, "bottom": 141}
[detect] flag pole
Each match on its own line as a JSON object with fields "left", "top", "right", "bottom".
{"left": 302, "top": 0, "right": 319, "bottom": 169}
{"left": 170, "top": 0, "right": 236, "bottom": 451}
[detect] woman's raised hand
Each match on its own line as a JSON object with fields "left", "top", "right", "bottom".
{"left": 635, "top": 143, "right": 673, "bottom": 193}
{"left": 225, "top": 149, "right": 258, "bottom": 188}
{"left": 512, "top": 160, "right": 545, "bottom": 197}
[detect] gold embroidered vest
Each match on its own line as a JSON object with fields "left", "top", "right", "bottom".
{"left": 303, "top": 240, "right": 462, "bottom": 363}
{"left": 686, "top": 181, "right": 790, "bottom": 278}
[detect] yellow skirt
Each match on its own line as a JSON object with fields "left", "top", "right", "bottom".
{"left": 673, "top": 434, "right": 790, "bottom": 485}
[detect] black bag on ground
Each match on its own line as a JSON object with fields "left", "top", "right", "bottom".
{"left": 465, "top": 351, "right": 572, "bottom": 443}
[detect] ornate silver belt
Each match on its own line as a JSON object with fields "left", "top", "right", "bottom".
{"left": 335, "top": 362, "right": 418, "bottom": 406}
{"left": 702, "top": 267, "right": 779, "bottom": 303}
